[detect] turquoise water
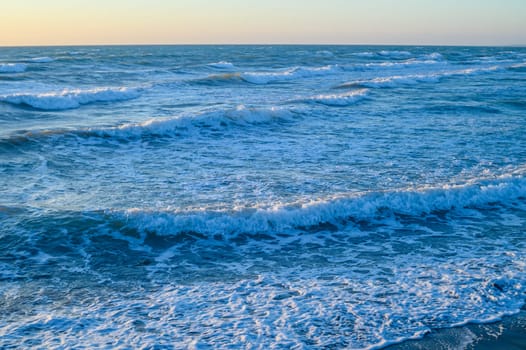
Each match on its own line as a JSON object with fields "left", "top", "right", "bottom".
{"left": 1, "top": 45, "right": 525, "bottom": 348}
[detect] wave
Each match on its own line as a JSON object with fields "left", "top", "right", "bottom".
{"left": 1, "top": 105, "right": 297, "bottom": 145}
{"left": 315, "top": 50, "right": 334, "bottom": 57}
{"left": 293, "top": 89, "right": 369, "bottom": 106}
{"left": 192, "top": 73, "right": 244, "bottom": 86}
{"left": 362, "top": 59, "right": 444, "bottom": 70}
{"left": 103, "top": 105, "right": 295, "bottom": 137}
{"left": 337, "top": 66, "right": 501, "bottom": 89}
{"left": 351, "top": 52, "right": 375, "bottom": 58}
{"left": 207, "top": 61, "right": 236, "bottom": 70}
{"left": 351, "top": 51, "right": 442, "bottom": 62}
{"left": 28, "top": 57, "right": 54, "bottom": 63}
{"left": 509, "top": 62, "right": 526, "bottom": 71}
{"left": 0, "top": 63, "right": 27, "bottom": 73}
{"left": 0, "top": 87, "right": 141, "bottom": 110}
{"left": 113, "top": 173, "right": 526, "bottom": 237}
{"left": 420, "top": 52, "right": 444, "bottom": 60}
{"left": 378, "top": 50, "right": 412, "bottom": 59}
{"left": 338, "top": 74, "right": 441, "bottom": 89}
{"left": 240, "top": 65, "right": 342, "bottom": 84}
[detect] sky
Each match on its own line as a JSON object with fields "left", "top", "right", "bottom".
{"left": 1, "top": 0, "right": 525, "bottom": 46}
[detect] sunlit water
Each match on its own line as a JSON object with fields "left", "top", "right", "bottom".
{"left": 1, "top": 45, "right": 525, "bottom": 349}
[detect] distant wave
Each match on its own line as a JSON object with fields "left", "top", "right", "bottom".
{"left": 351, "top": 52, "right": 375, "bottom": 58}
{"left": 337, "top": 66, "right": 501, "bottom": 89}
{"left": 0, "top": 63, "right": 27, "bottom": 73}
{"left": 191, "top": 73, "right": 244, "bottom": 86}
{"left": 240, "top": 65, "right": 342, "bottom": 84}
{"left": 361, "top": 59, "right": 444, "bottom": 70}
{"left": 0, "top": 87, "right": 141, "bottom": 110}
{"left": 207, "top": 61, "right": 236, "bottom": 70}
{"left": 378, "top": 50, "right": 412, "bottom": 59}
{"left": 293, "top": 89, "right": 369, "bottom": 106}
{"left": 28, "top": 57, "right": 54, "bottom": 63}
{"left": 113, "top": 172, "right": 526, "bottom": 237}
{"left": 315, "top": 50, "right": 334, "bottom": 57}
{"left": 420, "top": 52, "right": 444, "bottom": 61}
{"left": 509, "top": 62, "right": 526, "bottom": 71}
{"left": 1, "top": 105, "right": 297, "bottom": 145}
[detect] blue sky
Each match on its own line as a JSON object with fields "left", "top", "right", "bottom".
{"left": 1, "top": 0, "right": 525, "bottom": 45}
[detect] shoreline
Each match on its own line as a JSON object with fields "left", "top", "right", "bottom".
{"left": 387, "top": 308, "right": 526, "bottom": 349}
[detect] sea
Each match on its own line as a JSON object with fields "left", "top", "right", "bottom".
{"left": 0, "top": 45, "right": 525, "bottom": 349}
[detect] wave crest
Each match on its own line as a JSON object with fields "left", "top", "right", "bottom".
{"left": 29, "top": 57, "right": 54, "bottom": 63}
{"left": 207, "top": 61, "right": 236, "bottom": 70}
{"left": 241, "top": 65, "right": 342, "bottom": 84}
{"left": 0, "top": 87, "right": 141, "bottom": 110}
{"left": 1, "top": 105, "right": 296, "bottom": 145}
{"left": 294, "top": 89, "right": 369, "bottom": 106}
{"left": 113, "top": 174, "right": 526, "bottom": 237}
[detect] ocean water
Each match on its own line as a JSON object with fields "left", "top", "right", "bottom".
{"left": 0, "top": 45, "right": 525, "bottom": 349}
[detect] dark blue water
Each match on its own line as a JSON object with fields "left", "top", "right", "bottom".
{"left": 1, "top": 45, "right": 526, "bottom": 349}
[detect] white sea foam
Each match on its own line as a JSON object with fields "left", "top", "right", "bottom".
{"left": 241, "top": 65, "right": 342, "bottom": 84}
{"left": 0, "top": 87, "right": 141, "bottom": 110}
{"left": 207, "top": 61, "right": 236, "bottom": 70}
{"left": 0, "top": 63, "right": 27, "bottom": 73}
{"left": 115, "top": 174, "right": 526, "bottom": 237}
{"left": 295, "top": 89, "right": 369, "bottom": 106}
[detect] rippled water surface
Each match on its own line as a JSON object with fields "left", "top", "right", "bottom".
{"left": 1, "top": 45, "right": 526, "bottom": 349}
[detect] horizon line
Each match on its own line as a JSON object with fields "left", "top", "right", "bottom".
{"left": 1, "top": 43, "right": 525, "bottom": 49}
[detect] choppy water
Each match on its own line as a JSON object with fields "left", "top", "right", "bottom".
{"left": 1, "top": 45, "right": 525, "bottom": 349}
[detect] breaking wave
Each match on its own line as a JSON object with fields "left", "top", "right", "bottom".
{"left": 1, "top": 105, "right": 297, "bottom": 145}
{"left": 0, "top": 87, "right": 142, "bottom": 110}
{"left": 114, "top": 173, "right": 526, "bottom": 237}
{"left": 28, "top": 57, "right": 54, "bottom": 63}
{"left": 240, "top": 65, "right": 342, "bottom": 84}
{"left": 293, "top": 89, "right": 369, "bottom": 106}
{"left": 207, "top": 61, "right": 236, "bottom": 70}
{"left": 378, "top": 50, "right": 412, "bottom": 59}
{"left": 337, "top": 66, "right": 501, "bottom": 89}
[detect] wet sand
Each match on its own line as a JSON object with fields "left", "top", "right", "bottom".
{"left": 388, "top": 308, "right": 526, "bottom": 349}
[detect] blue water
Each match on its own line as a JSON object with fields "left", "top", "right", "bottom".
{"left": 1, "top": 45, "right": 525, "bottom": 349}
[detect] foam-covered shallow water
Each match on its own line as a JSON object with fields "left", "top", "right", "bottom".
{"left": 1, "top": 45, "right": 525, "bottom": 349}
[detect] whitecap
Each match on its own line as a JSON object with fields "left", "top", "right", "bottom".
{"left": 241, "top": 65, "right": 342, "bottom": 84}
{"left": 207, "top": 61, "right": 236, "bottom": 70}
{"left": 112, "top": 173, "right": 526, "bottom": 237}
{"left": 29, "top": 57, "right": 54, "bottom": 63}
{"left": 0, "top": 87, "right": 141, "bottom": 110}
{"left": 295, "top": 89, "right": 369, "bottom": 106}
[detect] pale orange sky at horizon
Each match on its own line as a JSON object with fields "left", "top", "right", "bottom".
{"left": 1, "top": 0, "right": 525, "bottom": 46}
